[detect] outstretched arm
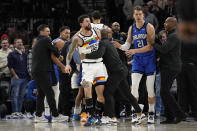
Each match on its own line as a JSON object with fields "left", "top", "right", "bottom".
{"left": 113, "top": 26, "right": 133, "bottom": 51}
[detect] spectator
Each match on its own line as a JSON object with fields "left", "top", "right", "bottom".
{"left": 149, "top": 0, "right": 165, "bottom": 31}
{"left": 0, "top": 38, "right": 12, "bottom": 95}
{"left": 111, "top": 22, "right": 127, "bottom": 42}
{"left": 158, "top": 0, "right": 167, "bottom": 9}
{"left": 9, "top": 44, "right": 14, "bottom": 51}
{"left": 163, "top": 0, "right": 176, "bottom": 19}
{"left": 7, "top": 38, "right": 29, "bottom": 119}
{"left": 122, "top": 0, "right": 144, "bottom": 31}
{"left": 143, "top": 3, "right": 159, "bottom": 32}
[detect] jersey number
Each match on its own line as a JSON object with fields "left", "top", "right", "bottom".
{"left": 137, "top": 40, "right": 144, "bottom": 48}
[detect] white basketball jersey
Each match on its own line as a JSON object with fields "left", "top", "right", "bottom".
{"left": 78, "top": 29, "right": 99, "bottom": 54}
{"left": 91, "top": 23, "right": 104, "bottom": 30}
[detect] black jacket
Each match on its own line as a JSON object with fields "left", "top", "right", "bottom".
{"left": 32, "top": 35, "right": 60, "bottom": 73}
{"left": 86, "top": 38, "right": 123, "bottom": 73}
{"left": 153, "top": 30, "right": 182, "bottom": 72}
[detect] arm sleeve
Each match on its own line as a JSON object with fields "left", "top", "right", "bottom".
{"left": 120, "top": 42, "right": 131, "bottom": 51}
{"left": 153, "top": 35, "right": 178, "bottom": 54}
{"left": 86, "top": 41, "right": 106, "bottom": 59}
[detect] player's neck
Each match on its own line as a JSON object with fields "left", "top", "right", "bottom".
{"left": 136, "top": 21, "right": 145, "bottom": 29}
{"left": 81, "top": 28, "right": 91, "bottom": 35}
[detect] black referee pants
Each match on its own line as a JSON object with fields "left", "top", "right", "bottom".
{"left": 104, "top": 68, "right": 141, "bottom": 118}
{"left": 160, "top": 69, "right": 184, "bottom": 120}
{"left": 32, "top": 71, "right": 58, "bottom": 117}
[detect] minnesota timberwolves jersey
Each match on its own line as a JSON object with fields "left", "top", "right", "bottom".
{"left": 78, "top": 29, "right": 99, "bottom": 54}
{"left": 132, "top": 22, "right": 154, "bottom": 56}
{"left": 91, "top": 23, "right": 104, "bottom": 30}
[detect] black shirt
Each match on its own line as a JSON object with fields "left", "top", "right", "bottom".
{"left": 86, "top": 38, "right": 123, "bottom": 73}
{"left": 153, "top": 30, "right": 182, "bottom": 72}
{"left": 32, "top": 35, "right": 60, "bottom": 73}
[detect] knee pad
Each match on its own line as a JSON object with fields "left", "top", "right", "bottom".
{"left": 131, "top": 73, "right": 143, "bottom": 98}
{"left": 146, "top": 73, "right": 156, "bottom": 98}
{"left": 0, "top": 104, "right": 7, "bottom": 118}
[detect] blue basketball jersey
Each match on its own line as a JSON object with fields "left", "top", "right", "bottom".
{"left": 52, "top": 37, "right": 62, "bottom": 44}
{"left": 132, "top": 22, "right": 154, "bottom": 56}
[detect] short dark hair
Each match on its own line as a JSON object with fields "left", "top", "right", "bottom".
{"left": 59, "top": 26, "right": 70, "bottom": 34}
{"left": 78, "top": 14, "right": 90, "bottom": 24}
{"left": 91, "top": 10, "right": 101, "bottom": 19}
{"left": 134, "top": 6, "right": 143, "bottom": 12}
{"left": 14, "top": 38, "right": 23, "bottom": 44}
{"left": 37, "top": 24, "right": 49, "bottom": 32}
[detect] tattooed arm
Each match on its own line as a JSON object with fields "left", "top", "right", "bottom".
{"left": 65, "top": 37, "right": 79, "bottom": 74}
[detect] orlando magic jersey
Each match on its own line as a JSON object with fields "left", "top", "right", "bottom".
{"left": 132, "top": 22, "right": 154, "bottom": 56}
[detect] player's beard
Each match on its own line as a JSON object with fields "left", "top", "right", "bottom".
{"left": 85, "top": 25, "right": 91, "bottom": 31}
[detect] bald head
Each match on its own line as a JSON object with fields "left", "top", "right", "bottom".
{"left": 112, "top": 22, "right": 120, "bottom": 32}
{"left": 164, "top": 17, "right": 177, "bottom": 31}
{"left": 167, "top": 17, "right": 177, "bottom": 24}
{"left": 54, "top": 39, "right": 65, "bottom": 50}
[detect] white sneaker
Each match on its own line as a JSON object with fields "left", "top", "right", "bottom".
{"left": 34, "top": 115, "right": 48, "bottom": 123}
{"left": 16, "top": 112, "right": 26, "bottom": 119}
{"left": 147, "top": 112, "right": 155, "bottom": 124}
{"left": 108, "top": 117, "right": 118, "bottom": 126}
{"left": 101, "top": 116, "right": 110, "bottom": 125}
{"left": 26, "top": 113, "right": 34, "bottom": 119}
{"left": 100, "top": 116, "right": 118, "bottom": 125}
{"left": 132, "top": 113, "right": 141, "bottom": 124}
{"left": 52, "top": 114, "right": 69, "bottom": 123}
{"left": 9, "top": 112, "right": 19, "bottom": 119}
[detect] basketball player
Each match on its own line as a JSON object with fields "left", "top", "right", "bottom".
{"left": 65, "top": 14, "right": 108, "bottom": 126}
{"left": 113, "top": 6, "right": 156, "bottom": 124}
{"left": 91, "top": 10, "right": 107, "bottom": 30}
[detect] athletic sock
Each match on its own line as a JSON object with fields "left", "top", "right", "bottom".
{"left": 45, "top": 107, "right": 50, "bottom": 116}
{"left": 95, "top": 100, "right": 104, "bottom": 116}
{"left": 85, "top": 98, "right": 94, "bottom": 116}
{"left": 74, "top": 106, "right": 81, "bottom": 114}
{"left": 149, "top": 104, "right": 155, "bottom": 113}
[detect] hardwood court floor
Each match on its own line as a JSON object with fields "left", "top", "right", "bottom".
{"left": 0, "top": 118, "right": 197, "bottom": 131}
